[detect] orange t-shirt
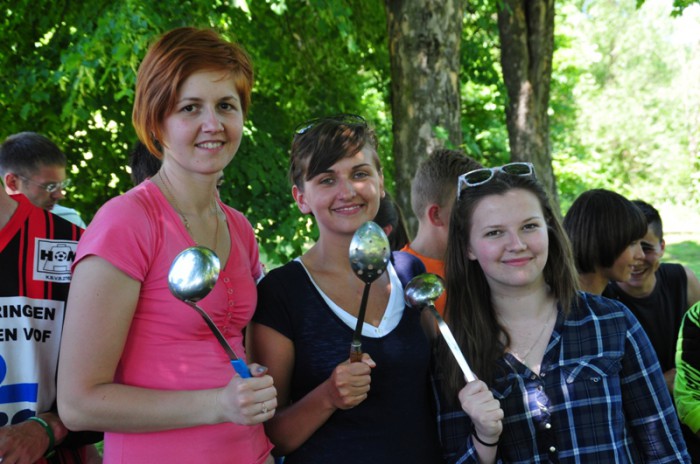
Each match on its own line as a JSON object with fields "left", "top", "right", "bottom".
{"left": 400, "top": 244, "right": 446, "bottom": 315}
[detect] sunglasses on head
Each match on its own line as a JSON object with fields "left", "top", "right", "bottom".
{"left": 293, "top": 113, "right": 367, "bottom": 137}
{"left": 457, "top": 162, "right": 535, "bottom": 199}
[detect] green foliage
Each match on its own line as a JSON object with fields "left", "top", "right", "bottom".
{"left": 11, "top": 0, "right": 696, "bottom": 268}
{"left": 460, "top": 1, "right": 510, "bottom": 167}
{"left": 671, "top": 0, "right": 699, "bottom": 15}
{"left": 2, "top": 0, "right": 509, "bottom": 267}
{"left": 226, "top": 0, "right": 393, "bottom": 264}
{"left": 0, "top": 0, "right": 402, "bottom": 267}
{"left": 552, "top": 0, "right": 700, "bottom": 212}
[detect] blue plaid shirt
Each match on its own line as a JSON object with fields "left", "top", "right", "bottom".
{"left": 434, "top": 292, "right": 690, "bottom": 463}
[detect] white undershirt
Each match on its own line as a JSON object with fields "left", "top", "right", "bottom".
{"left": 296, "top": 258, "right": 404, "bottom": 338}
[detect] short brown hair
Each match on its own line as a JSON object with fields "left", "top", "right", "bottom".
{"left": 289, "top": 114, "right": 380, "bottom": 190}
{"left": 0, "top": 132, "right": 66, "bottom": 177}
{"left": 132, "top": 27, "right": 254, "bottom": 158}
{"left": 410, "top": 149, "right": 482, "bottom": 218}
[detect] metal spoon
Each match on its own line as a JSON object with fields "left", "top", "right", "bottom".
{"left": 168, "top": 246, "right": 251, "bottom": 378}
{"left": 349, "top": 221, "right": 391, "bottom": 362}
{"left": 405, "top": 273, "right": 476, "bottom": 382}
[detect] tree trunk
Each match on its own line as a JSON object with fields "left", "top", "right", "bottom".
{"left": 497, "top": 0, "right": 560, "bottom": 211}
{"left": 384, "top": 0, "right": 464, "bottom": 234}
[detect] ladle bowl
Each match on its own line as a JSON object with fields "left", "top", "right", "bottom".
{"left": 404, "top": 273, "right": 476, "bottom": 382}
{"left": 349, "top": 221, "right": 391, "bottom": 362}
{"left": 168, "top": 246, "right": 221, "bottom": 302}
{"left": 168, "top": 246, "right": 251, "bottom": 378}
{"left": 349, "top": 220, "right": 391, "bottom": 283}
{"left": 404, "top": 273, "right": 445, "bottom": 309}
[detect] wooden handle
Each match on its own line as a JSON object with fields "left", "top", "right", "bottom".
{"left": 349, "top": 341, "right": 363, "bottom": 362}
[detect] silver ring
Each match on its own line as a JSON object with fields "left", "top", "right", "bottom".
{"left": 261, "top": 402, "right": 268, "bottom": 414}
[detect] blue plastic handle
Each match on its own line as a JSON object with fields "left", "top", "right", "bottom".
{"left": 231, "top": 359, "right": 251, "bottom": 378}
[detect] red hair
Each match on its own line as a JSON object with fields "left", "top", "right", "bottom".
{"left": 132, "top": 27, "right": 254, "bottom": 158}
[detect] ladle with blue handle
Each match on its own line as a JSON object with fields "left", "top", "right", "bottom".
{"left": 168, "top": 246, "right": 251, "bottom": 378}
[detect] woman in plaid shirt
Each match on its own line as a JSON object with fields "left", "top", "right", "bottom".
{"left": 433, "top": 163, "right": 689, "bottom": 463}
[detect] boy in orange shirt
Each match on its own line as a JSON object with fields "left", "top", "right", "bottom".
{"left": 401, "top": 149, "right": 481, "bottom": 314}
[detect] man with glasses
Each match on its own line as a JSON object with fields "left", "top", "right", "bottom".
{"left": 0, "top": 174, "right": 102, "bottom": 462}
{"left": 0, "top": 132, "right": 86, "bottom": 227}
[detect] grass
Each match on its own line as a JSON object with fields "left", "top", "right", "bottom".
{"left": 665, "top": 238, "right": 700, "bottom": 277}
{"left": 659, "top": 203, "right": 700, "bottom": 277}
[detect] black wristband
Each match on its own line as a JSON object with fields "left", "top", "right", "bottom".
{"left": 472, "top": 426, "right": 499, "bottom": 447}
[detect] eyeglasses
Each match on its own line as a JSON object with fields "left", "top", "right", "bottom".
{"left": 457, "top": 162, "right": 535, "bottom": 199}
{"left": 294, "top": 113, "right": 367, "bottom": 137}
{"left": 17, "top": 175, "right": 71, "bottom": 193}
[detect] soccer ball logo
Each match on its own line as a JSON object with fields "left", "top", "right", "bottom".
{"left": 42, "top": 244, "right": 73, "bottom": 271}
{"left": 53, "top": 248, "right": 70, "bottom": 262}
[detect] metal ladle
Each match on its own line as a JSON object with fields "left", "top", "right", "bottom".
{"left": 404, "top": 273, "right": 476, "bottom": 382}
{"left": 168, "top": 246, "right": 251, "bottom": 378}
{"left": 349, "top": 221, "right": 391, "bottom": 362}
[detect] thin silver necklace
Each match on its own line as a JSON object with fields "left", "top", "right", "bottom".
{"left": 506, "top": 307, "right": 556, "bottom": 362}
{"left": 157, "top": 170, "right": 219, "bottom": 249}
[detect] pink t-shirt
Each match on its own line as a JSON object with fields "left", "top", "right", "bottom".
{"left": 74, "top": 181, "right": 272, "bottom": 463}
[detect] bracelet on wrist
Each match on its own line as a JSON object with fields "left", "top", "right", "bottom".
{"left": 472, "top": 425, "right": 499, "bottom": 447}
{"left": 27, "top": 416, "right": 56, "bottom": 457}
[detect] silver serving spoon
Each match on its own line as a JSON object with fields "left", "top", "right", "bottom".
{"left": 168, "top": 246, "right": 250, "bottom": 378}
{"left": 349, "top": 221, "right": 391, "bottom": 362}
{"left": 405, "top": 273, "right": 476, "bottom": 382}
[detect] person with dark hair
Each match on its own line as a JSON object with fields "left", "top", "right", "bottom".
{"left": 248, "top": 115, "right": 442, "bottom": 463}
{"left": 604, "top": 199, "right": 700, "bottom": 460}
{"left": 605, "top": 199, "right": 700, "bottom": 385}
{"left": 56, "top": 27, "right": 276, "bottom": 463}
{"left": 373, "top": 190, "right": 410, "bottom": 250}
{"left": 0, "top": 180, "right": 102, "bottom": 463}
{"left": 127, "top": 141, "right": 162, "bottom": 185}
{"left": 434, "top": 163, "right": 689, "bottom": 463}
{"left": 0, "top": 132, "right": 86, "bottom": 227}
{"left": 562, "top": 188, "right": 646, "bottom": 294}
{"left": 401, "top": 148, "right": 482, "bottom": 314}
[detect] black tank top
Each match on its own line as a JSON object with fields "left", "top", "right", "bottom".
{"left": 604, "top": 263, "right": 688, "bottom": 372}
